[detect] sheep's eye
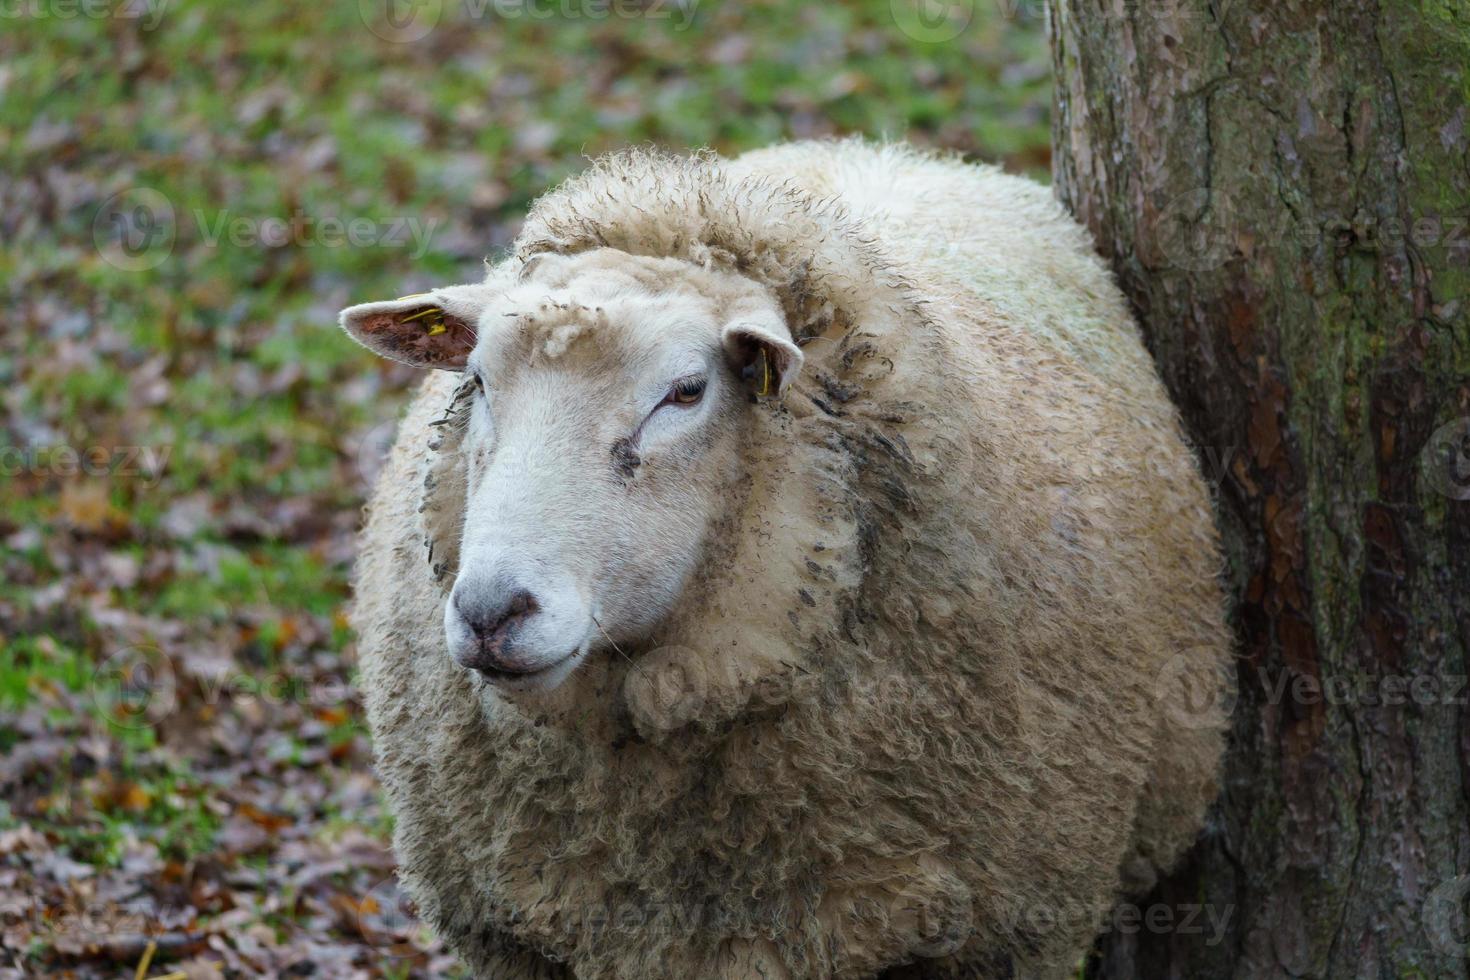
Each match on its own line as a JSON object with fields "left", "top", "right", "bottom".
{"left": 469, "top": 370, "right": 486, "bottom": 395}
{"left": 664, "top": 377, "right": 706, "bottom": 407}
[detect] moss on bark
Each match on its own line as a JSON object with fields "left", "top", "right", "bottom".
{"left": 1050, "top": 0, "right": 1470, "bottom": 975}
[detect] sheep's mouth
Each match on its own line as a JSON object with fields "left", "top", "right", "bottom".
{"left": 474, "top": 649, "right": 583, "bottom": 691}
{"left": 477, "top": 661, "right": 557, "bottom": 682}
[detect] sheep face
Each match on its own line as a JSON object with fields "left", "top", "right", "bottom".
{"left": 341, "top": 249, "right": 802, "bottom": 692}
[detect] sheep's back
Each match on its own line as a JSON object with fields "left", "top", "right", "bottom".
{"left": 728, "top": 140, "right": 1151, "bottom": 395}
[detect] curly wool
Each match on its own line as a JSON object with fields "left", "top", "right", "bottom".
{"left": 353, "top": 140, "right": 1232, "bottom": 979}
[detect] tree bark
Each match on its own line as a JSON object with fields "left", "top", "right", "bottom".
{"left": 1048, "top": 0, "right": 1470, "bottom": 976}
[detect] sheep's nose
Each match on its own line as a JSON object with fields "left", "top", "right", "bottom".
{"left": 456, "top": 587, "right": 538, "bottom": 639}
{"left": 452, "top": 586, "right": 542, "bottom": 674}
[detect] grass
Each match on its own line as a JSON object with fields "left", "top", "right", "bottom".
{"left": 0, "top": 1, "right": 1051, "bottom": 974}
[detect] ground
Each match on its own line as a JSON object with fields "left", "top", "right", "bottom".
{"left": 0, "top": 2, "right": 1050, "bottom": 976}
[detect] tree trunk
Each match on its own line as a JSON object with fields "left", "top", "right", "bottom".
{"left": 1048, "top": 0, "right": 1470, "bottom": 976}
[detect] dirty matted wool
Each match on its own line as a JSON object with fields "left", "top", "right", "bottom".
{"left": 352, "top": 140, "right": 1233, "bottom": 979}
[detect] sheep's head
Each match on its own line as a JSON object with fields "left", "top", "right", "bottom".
{"left": 341, "top": 249, "right": 802, "bottom": 692}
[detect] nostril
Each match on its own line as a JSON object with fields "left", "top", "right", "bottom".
{"left": 455, "top": 588, "right": 540, "bottom": 642}
{"left": 505, "top": 591, "right": 537, "bottom": 619}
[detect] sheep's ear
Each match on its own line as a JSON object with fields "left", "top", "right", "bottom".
{"left": 339, "top": 282, "right": 494, "bottom": 370}
{"left": 722, "top": 318, "right": 803, "bottom": 398}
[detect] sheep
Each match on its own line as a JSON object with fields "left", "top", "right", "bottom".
{"left": 340, "top": 140, "right": 1233, "bottom": 980}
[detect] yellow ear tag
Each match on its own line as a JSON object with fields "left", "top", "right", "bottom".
{"left": 757, "top": 348, "right": 772, "bottom": 397}
{"left": 399, "top": 306, "right": 444, "bottom": 324}
{"left": 427, "top": 322, "right": 448, "bottom": 336}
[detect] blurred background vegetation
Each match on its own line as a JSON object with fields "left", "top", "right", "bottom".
{"left": 0, "top": 1, "right": 1050, "bottom": 975}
